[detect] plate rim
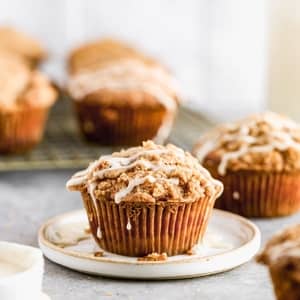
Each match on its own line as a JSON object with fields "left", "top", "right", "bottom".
{"left": 38, "top": 208, "right": 261, "bottom": 266}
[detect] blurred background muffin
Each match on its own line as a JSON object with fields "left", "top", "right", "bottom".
{"left": 67, "top": 39, "right": 181, "bottom": 145}
{"left": 0, "top": 26, "right": 46, "bottom": 68}
{"left": 67, "top": 141, "right": 223, "bottom": 257}
{"left": 193, "top": 112, "right": 300, "bottom": 217}
{"left": 257, "top": 224, "right": 300, "bottom": 300}
{"left": 0, "top": 53, "right": 57, "bottom": 153}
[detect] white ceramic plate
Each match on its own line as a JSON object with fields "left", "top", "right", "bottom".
{"left": 38, "top": 209, "right": 260, "bottom": 280}
{"left": 40, "top": 292, "right": 51, "bottom": 300}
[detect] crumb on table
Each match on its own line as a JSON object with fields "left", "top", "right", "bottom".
{"left": 137, "top": 252, "right": 168, "bottom": 262}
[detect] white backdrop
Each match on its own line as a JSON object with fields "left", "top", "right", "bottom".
{"left": 0, "top": 0, "right": 268, "bottom": 121}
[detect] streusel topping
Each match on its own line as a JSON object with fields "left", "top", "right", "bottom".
{"left": 194, "top": 112, "right": 300, "bottom": 175}
{"left": 257, "top": 225, "right": 300, "bottom": 280}
{"left": 67, "top": 141, "right": 223, "bottom": 204}
{"left": 67, "top": 58, "right": 179, "bottom": 108}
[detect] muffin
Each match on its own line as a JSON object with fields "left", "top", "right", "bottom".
{"left": 193, "top": 112, "right": 300, "bottom": 217}
{"left": 67, "top": 39, "right": 180, "bottom": 145}
{"left": 257, "top": 225, "right": 300, "bottom": 300}
{"left": 0, "top": 27, "right": 46, "bottom": 67}
{"left": 67, "top": 141, "right": 223, "bottom": 257}
{"left": 0, "top": 54, "right": 57, "bottom": 153}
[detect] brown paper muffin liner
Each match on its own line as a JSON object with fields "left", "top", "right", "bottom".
{"left": 270, "top": 268, "right": 300, "bottom": 300}
{"left": 0, "top": 107, "right": 50, "bottom": 154}
{"left": 81, "top": 191, "right": 215, "bottom": 257}
{"left": 211, "top": 170, "right": 300, "bottom": 217}
{"left": 74, "top": 101, "right": 175, "bottom": 145}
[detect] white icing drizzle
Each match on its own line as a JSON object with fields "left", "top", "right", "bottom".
{"left": 153, "top": 111, "right": 175, "bottom": 144}
{"left": 126, "top": 219, "right": 132, "bottom": 231}
{"left": 96, "top": 227, "right": 102, "bottom": 239}
{"left": 267, "top": 240, "right": 300, "bottom": 262}
{"left": 115, "top": 175, "right": 181, "bottom": 203}
{"left": 67, "top": 142, "right": 223, "bottom": 243}
{"left": 68, "top": 59, "right": 179, "bottom": 101}
{"left": 232, "top": 191, "right": 240, "bottom": 200}
{"left": 67, "top": 59, "right": 179, "bottom": 144}
{"left": 67, "top": 147, "right": 184, "bottom": 187}
{"left": 115, "top": 175, "right": 156, "bottom": 204}
{"left": 94, "top": 149, "right": 181, "bottom": 179}
{"left": 195, "top": 112, "right": 300, "bottom": 175}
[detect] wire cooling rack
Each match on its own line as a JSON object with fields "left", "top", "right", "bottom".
{"left": 0, "top": 98, "right": 215, "bottom": 171}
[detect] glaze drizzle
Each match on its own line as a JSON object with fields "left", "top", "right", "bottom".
{"left": 195, "top": 112, "right": 300, "bottom": 175}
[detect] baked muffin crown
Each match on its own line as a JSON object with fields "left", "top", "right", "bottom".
{"left": 67, "top": 57, "right": 179, "bottom": 108}
{"left": 0, "top": 27, "right": 46, "bottom": 64}
{"left": 0, "top": 54, "right": 57, "bottom": 110}
{"left": 257, "top": 224, "right": 300, "bottom": 281}
{"left": 67, "top": 141, "right": 223, "bottom": 204}
{"left": 68, "top": 38, "right": 157, "bottom": 74}
{"left": 194, "top": 112, "right": 300, "bottom": 175}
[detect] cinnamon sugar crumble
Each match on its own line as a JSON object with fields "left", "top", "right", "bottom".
{"left": 257, "top": 225, "right": 300, "bottom": 265}
{"left": 194, "top": 112, "right": 300, "bottom": 174}
{"left": 257, "top": 225, "right": 300, "bottom": 282}
{"left": 67, "top": 141, "right": 223, "bottom": 204}
{"left": 137, "top": 252, "right": 168, "bottom": 262}
{"left": 94, "top": 251, "right": 104, "bottom": 257}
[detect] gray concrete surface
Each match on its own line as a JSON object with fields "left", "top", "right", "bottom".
{"left": 1, "top": 170, "right": 299, "bottom": 300}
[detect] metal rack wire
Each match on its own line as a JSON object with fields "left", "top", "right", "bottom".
{"left": 0, "top": 98, "right": 214, "bottom": 171}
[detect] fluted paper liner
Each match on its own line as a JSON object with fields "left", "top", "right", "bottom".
{"left": 0, "top": 107, "right": 49, "bottom": 153}
{"left": 269, "top": 267, "right": 300, "bottom": 300}
{"left": 214, "top": 171, "right": 300, "bottom": 217}
{"left": 74, "top": 101, "right": 176, "bottom": 145}
{"left": 81, "top": 191, "right": 216, "bottom": 257}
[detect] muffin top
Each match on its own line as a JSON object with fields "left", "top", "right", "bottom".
{"left": 257, "top": 225, "right": 300, "bottom": 281}
{"left": 0, "top": 27, "right": 46, "bottom": 65}
{"left": 193, "top": 112, "right": 300, "bottom": 175}
{"left": 67, "top": 141, "right": 223, "bottom": 204}
{"left": 0, "top": 54, "right": 57, "bottom": 110}
{"left": 67, "top": 58, "right": 179, "bottom": 109}
{"left": 68, "top": 38, "right": 157, "bottom": 75}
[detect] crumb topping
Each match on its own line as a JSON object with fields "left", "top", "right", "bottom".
{"left": 0, "top": 55, "right": 57, "bottom": 109}
{"left": 67, "top": 141, "right": 223, "bottom": 204}
{"left": 94, "top": 251, "right": 104, "bottom": 257}
{"left": 194, "top": 112, "right": 300, "bottom": 174}
{"left": 257, "top": 225, "right": 300, "bottom": 264}
{"left": 137, "top": 252, "right": 168, "bottom": 262}
{"left": 257, "top": 225, "right": 300, "bottom": 281}
{"left": 67, "top": 58, "right": 179, "bottom": 110}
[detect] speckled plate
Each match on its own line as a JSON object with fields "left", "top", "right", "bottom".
{"left": 38, "top": 209, "right": 261, "bottom": 280}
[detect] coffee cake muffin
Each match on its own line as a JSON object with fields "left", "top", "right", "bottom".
{"left": 67, "top": 39, "right": 180, "bottom": 145}
{"left": 67, "top": 141, "right": 223, "bottom": 257}
{"left": 0, "top": 54, "right": 57, "bottom": 153}
{"left": 257, "top": 225, "right": 300, "bottom": 300}
{"left": 0, "top": 27, "right": 46, "bottom": 67}
{"left": 193, "top": 112, "right": 300, "bottom": 217}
